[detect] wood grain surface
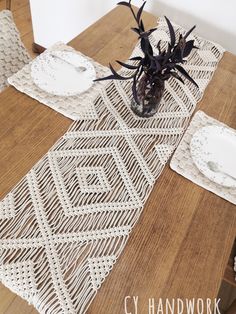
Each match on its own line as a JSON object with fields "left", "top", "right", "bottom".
{"left": 0, "top": 2, "right": 235, "bottom": 313}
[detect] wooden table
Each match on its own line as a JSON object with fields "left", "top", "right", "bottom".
{"left": 0, "top": 6, "right": 236, "bottom": 314}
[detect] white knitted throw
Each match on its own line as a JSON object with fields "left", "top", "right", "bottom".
{"left": 0, "top": 18, "right": 224, "bottom": 314}
{"left": 0, "top": 10, "right": 31, "bottom": 92}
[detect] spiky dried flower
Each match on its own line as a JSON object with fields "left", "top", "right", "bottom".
{"left": 95, "top": 0, "right": 199, "bottom": 105}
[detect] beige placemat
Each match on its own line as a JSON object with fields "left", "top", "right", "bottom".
{"left": 170, "top": 110, "right": 236, "bottom": 205}
{"left": 8, "top": 42, "right": 110, "bottom": 120}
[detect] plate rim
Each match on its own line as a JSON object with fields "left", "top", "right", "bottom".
{"left": 190, "top": 125, "right": 236, "bottom": 188}
{"left": 31, "top": 50, "right": 96, "bottom": 97}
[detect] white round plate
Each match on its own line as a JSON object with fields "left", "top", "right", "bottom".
{"left": 31, "top": 50, "right": 96, "bottom": 96}
{"left": 190, "top": 125, "right": 236, "bottom": 188}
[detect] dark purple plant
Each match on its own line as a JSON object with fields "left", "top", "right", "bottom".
{"left": 95, "top": 0, "right": 199, "bottom": 105}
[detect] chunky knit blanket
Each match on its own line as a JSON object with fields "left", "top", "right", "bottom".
{"left": 0, "top": 18, "right": 224, "bottom": 314}
{"left": 0, "top": 10, "right": 31, "bottom": 92}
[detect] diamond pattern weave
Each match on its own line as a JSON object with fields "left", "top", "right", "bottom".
{"left": 0, "top": 18, "right": 224, "bottom": 314}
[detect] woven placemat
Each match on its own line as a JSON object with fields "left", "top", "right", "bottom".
{"left": 170, "top": 110, "right": 236, "bottom": 205}
{"left": 8, "top": 42, "right": 110, "bottom": 120}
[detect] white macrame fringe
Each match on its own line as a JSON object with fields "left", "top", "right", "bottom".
{"left": 0, "top": 17, "right": 225, "bottom": 314}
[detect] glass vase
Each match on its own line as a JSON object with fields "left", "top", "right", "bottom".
{"left": 131, "top": 73, "right": 165, "bottom": 118}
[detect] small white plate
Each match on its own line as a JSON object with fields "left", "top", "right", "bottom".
{"left": 190, "top": 125, "right": 236, "bottom": 188}
{"left": 31, "top": 50, "right": 96, "bottom": 96}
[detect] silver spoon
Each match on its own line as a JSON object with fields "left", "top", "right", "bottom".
{"left": 207, "top": 161, "right": 236, "bottom": 181}
{"left": 50, "top": 52, "right": 87, "bottom": 73}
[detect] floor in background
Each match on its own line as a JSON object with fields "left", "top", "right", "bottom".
{"left": 218, "top": 280, "right": 236, "bottom": 313}
{"left": 218, "top": 241, "right": 236, "bottom": 313}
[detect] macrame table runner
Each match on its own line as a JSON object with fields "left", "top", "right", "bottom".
{"left": 170, "top": 110, "right": 236, "bottom": 205}
{"left": 0, "top": 18, "right": 224, "bottom": 314}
